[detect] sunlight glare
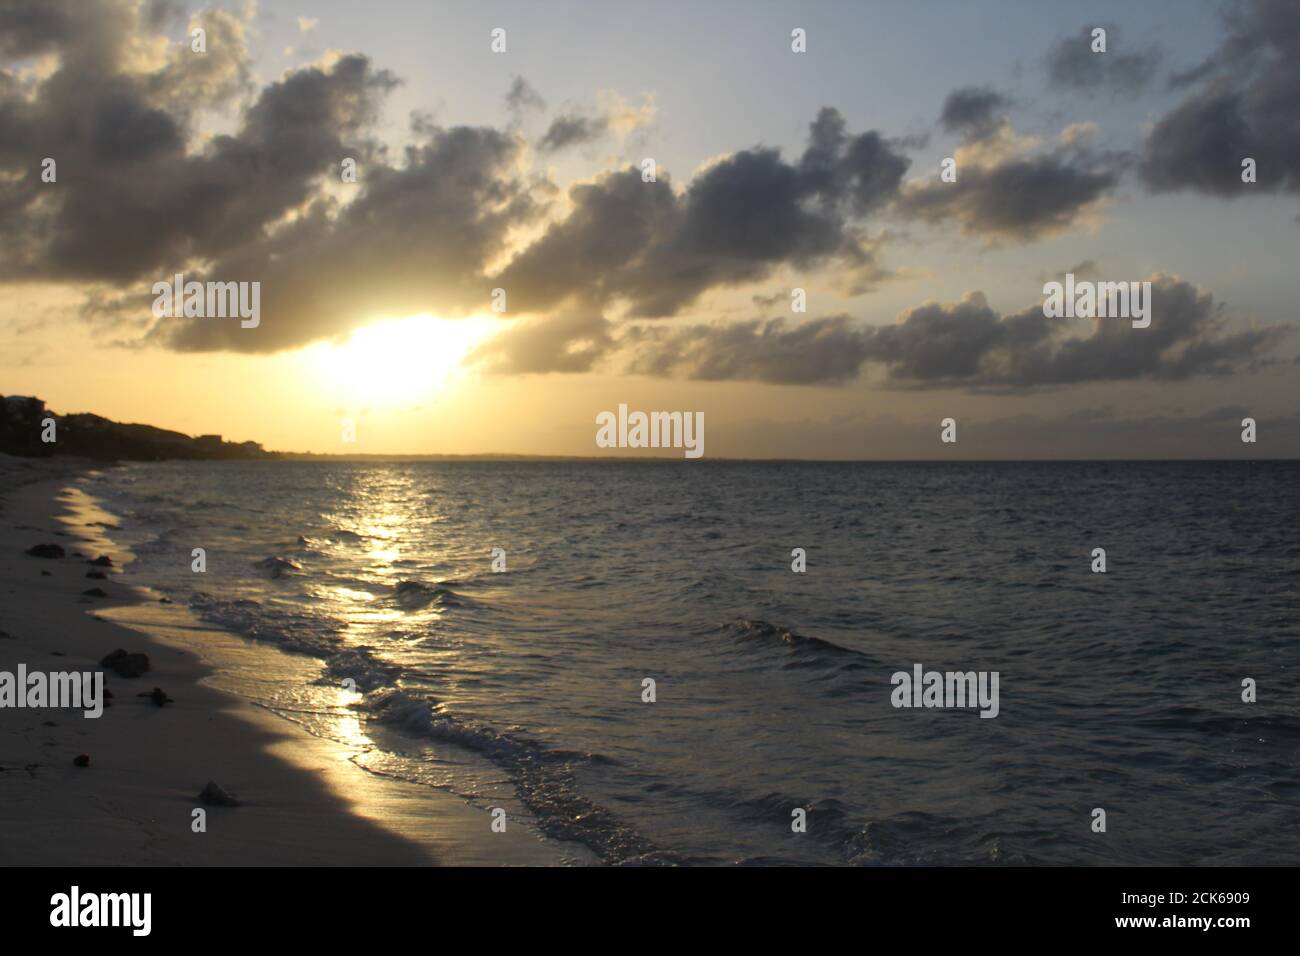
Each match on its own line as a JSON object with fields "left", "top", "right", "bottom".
{"left": 305, "top": 314, "right": 497, "bottom": 405}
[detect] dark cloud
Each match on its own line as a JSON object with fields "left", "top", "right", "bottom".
{"left": 1141, "top": 0, "right": 1300, "bottom": 196}
{"left": 4, "top": 0, "right": 1284, "bottom": 398}
{"left": 488, "top": 168, "right": 678, "bottom": 316}
{"left": 142, "top": 0, "right": 185, "bottom": 29}
{"left": 889, "top": 131, "right": 931, "bottom": 152}
{"left": 896, "top": 151, "right": 1118, "bottom": 242}
{"left": 1045, "top": 23, "right": 1161, "bottom": 93}
{"left": 0, "top": 0, "right": 84, "bottom": 59}
{"left": 0, "top": 0, "right": 548, "bottom": 355}
{"left": 613, "top": 275, "right": 1289, "bottom": 389}
{"left": 862, "top": 292, "right": 1049, "bottom": 383}
{"left": 797, "top": 107, "right": 910, "bottom": 216}
{"left": 939, "top": 87, "right": 1009, "bottom": 141}
{"left": 623, "top": 316, "right": 871, "bottom": 385}
{"left": 627, "top": 147, "right": 858, "bottom": 311}
{"left": 862, "top": 275, "right": 1288, "bottom": 390}
{"left": 0, "top": 0, "right": 394, "bottom": 285}
{"left": 1167, "top": 59, "right": 1217, "bottom": 91}
{"left": 538, "top": 114, "right": 608, "bottom": 152}
{"left": 899, "top": 85, "right": 1124, "bottom": 242}
{"left": 1, "top": 5, "right": 916, "bottom": 356}
{"left": 504, "top": 76, "right": 545, "bottom": 115}
{"left": 495, "top": 107, "right": 909, "bottom": 318}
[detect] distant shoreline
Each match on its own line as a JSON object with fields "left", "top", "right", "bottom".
{"left": 6, "top": 449, "right": 1297, "bottom": 466}
{"left": 230, "top": 453, "right": 1300, "bottom": 463}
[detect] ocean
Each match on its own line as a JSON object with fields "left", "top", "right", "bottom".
{"left": 86, "top": 459, "right": 1299, "bottom": 865}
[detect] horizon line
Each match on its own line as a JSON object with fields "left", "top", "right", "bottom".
{"left": 268, "top": 453, "right": 1299, "bottom": 463}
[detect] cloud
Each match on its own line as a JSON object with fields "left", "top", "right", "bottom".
{"left": 504, "top": 75, "right": 545, "bottom": 116}
{"left": 896, "top": 151, "right": 1118, "bottom": 242}
{"left": 614, "top": 275, "right": 1289, "bottom": 389}
{"left": 939, "top": 86, "right": 1009, "bottom": 141}
{"left": 4, "top": 2, "right": 1014, "bottom": 370}
{"left": 0, "top": 1, "right": 394, "bottom": 286}
{"left": 470, "top": 300, "right": 612, "bottom": 374}
{"left": 897, "top": 91, "right": 1121, "bottom": 242}
{"left": 538, "top": 113, "right": 608, "bottom": 151}
{"left": 751, "top": 290, "right": 788, "bottom": 309}
{"left": 596, "top": 89, "right": 656, "bottom": 136}
{"left": 535, "top": 91, "right": 654, "bottom": 151}
{"left": 1140, "top": 0, "right": 1300, "bottom": 196}
{"left": 861, "top": 291, "right": 1046, "bottom": 383}
{"left": 3, "top": 0, "right": 1284, "bottom": 397}
{"left": 1045, "top": 23, "right": 1161, "bottom": 93}
{"left": 0, "top": 0, "right": 84, "bottom": 59}
{"left": 495, "top": 107, "right": 909, "bottom": 318}
{"left": 161, "top": 123, "right": 538, "bottom": 353}
{"left": 0, "top": 1, "right": 547, "bottom": 354}
{"left": 861, "top": 274, "right": 1289, "bottom": 390}
{"left": 1058, "top": 121, "right": 1098, "bottom": 147}
{"left": 623, "top": 315, "right": 872, "bottom": 385}
{"left": 4, "top": 7, "right": 913, "bottom": 357}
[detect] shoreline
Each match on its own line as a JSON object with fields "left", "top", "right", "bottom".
{"left": 0, "top": 459, "right": 591, "bottom": 866}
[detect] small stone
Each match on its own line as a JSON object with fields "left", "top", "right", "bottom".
{"left": 198, "top": 780, "right": 239, "bottom": 807}
{"left": 137, "top": 687, "right": 174, "bottom": 707}
{"left": 25, "top": 544, "right": 65, "bottom": 559}
{"left": 83, "top": 587, "right": 108, "bottom": 598}
{"left": 73, "top": 754, "right": 90, "bottom": 768}
{"left": 100, "top": 648, "right": 150, "bottom": 678}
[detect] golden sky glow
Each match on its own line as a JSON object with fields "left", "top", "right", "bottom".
{"left": 300, "top": 314, "right": 501, "bottom": 408}
{"left": 2, "top": 0, "right": 1297, "bottom": 459}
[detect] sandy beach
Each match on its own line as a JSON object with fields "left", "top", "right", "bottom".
{"left": 0, "top": 456, "right": 590, "bottom": 866}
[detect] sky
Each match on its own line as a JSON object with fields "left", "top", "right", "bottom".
{"left": 1, "top": 0, "right": 1297, "bottom": 458}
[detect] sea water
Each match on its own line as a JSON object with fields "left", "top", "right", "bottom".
{"left": 85, "top": 459, "right": 1299, "bottom": 865}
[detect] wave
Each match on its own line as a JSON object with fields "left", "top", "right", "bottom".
{"left": 391, "top": 580, "right": 469, "bottom": 610}
{"left": 318, "top": 648, "right": 402, "bottom": 693}
{"left": 254, "top": 555, "right": 302, "bottom": 579}
{"left": 325, "top": 529, "right": 366, "bottom": 544}
{"left": 357, "top": 687, "right": 668, "bottom": 864}
{"left": 732, "top": 791, "right": 1029, "bottom": 865}
{"left": 186, "top": 592, "right": 342, "bottom": 657}
{"left": 719, "top": 618, "right": 877, "bottom": 673}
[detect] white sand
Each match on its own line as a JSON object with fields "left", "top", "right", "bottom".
{"left": 0, "top": 456, "right": 593, "bottom": 865}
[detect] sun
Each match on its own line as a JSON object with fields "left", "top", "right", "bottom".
{"left": 303, "top": 314, "right": 498, "bottom": 405}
